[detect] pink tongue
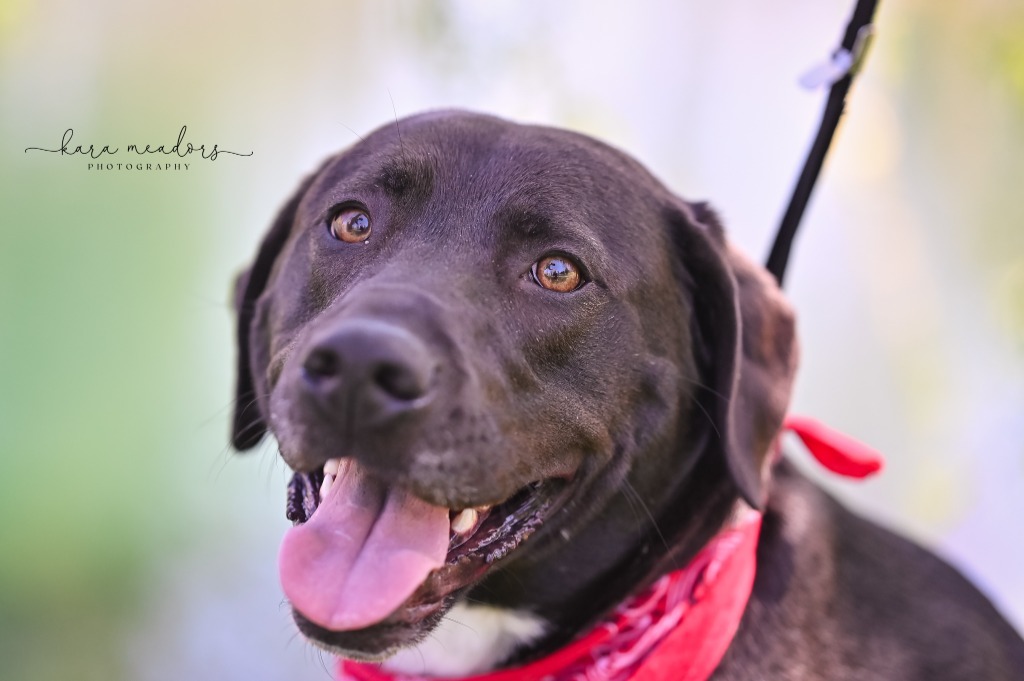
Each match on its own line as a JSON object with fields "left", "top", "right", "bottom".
{"left": 278, "top": 460, "right": 450, "bottom": 631}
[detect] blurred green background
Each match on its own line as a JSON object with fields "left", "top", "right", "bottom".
{"left": 1, "top": 1, "right": 1022, "bottom": 679}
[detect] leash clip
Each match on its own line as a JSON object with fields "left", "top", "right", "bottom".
{"left": 799, "top": 24, "right": 875, "bottom": 90}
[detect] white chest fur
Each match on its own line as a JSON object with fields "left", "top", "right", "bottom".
{"left": 381, "top": 604, "right": 548, "bottom": 677}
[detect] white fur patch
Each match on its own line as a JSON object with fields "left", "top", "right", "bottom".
{"left": 381, "top": 604, "right": 548, "bottom": 677}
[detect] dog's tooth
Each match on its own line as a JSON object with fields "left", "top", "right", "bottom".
{"left": 323, "top": 458, "right": 340, "bottom": 477}
{"left": 319, "top": 473, "right": 335, "bottom": 499}
{"left": 450, "top": 508, "right": 478, "bottom": 535}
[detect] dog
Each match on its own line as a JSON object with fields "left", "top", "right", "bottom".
{"left": 231, "top": 111, "right": 1024, "bottom": 679}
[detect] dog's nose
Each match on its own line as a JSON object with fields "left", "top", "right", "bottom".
{"left": 300, "top": 320, "right": 437, "bottom": 425}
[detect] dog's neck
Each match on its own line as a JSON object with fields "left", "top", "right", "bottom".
{"left": 348, "top": 418, "right": 882, "bottom": 681}
{"left": 342, "top": 505, "right": 762, "bottom": 681}
{"left": 380, "top": 508, "right": 757, "bottom": 679}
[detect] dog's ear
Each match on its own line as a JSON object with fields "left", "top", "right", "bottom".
{"left": 231, "top": 172, "right": 319, "bottom": 451}
{"left": 671, "top": 202, "right": 798, "bottom": 509}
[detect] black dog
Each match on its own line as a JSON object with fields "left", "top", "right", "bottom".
{"left": 232, "top": 111, "right": 1024, "bottom": 679}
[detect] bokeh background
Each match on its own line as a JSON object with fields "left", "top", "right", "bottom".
{"left": 2, "top": 1, "right": 1022, "bottom": 679}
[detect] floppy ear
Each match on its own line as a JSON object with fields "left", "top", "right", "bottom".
{"left": 231, "top": 172, "right": 319, "bottom": 451}
{"left": 671, "top": 202, "right": 798, "bottom": 509}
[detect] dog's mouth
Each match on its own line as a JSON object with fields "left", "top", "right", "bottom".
{"left": 279, "top": 457, "right": 568, "bottom": 651}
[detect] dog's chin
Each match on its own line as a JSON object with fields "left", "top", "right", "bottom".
{"left": 293, "top": 606, "right": 447, "bottom": 660}
{"left": 284, "top": 472, "right": 572, "bottom": 658}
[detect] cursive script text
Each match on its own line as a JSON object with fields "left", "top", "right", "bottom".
{"left": 25, "top": 126, "right": 253, "bottom": 161}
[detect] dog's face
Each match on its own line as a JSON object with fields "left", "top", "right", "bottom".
{"left": 232, "top": 111, "right": 797, "bottom": 661}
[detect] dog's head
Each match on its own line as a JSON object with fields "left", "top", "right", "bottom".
{"left": 232, "top": 111, "right": 797, "bottom": 660}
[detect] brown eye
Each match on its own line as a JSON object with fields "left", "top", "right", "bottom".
{"left": 329, "top": 208, "right": 371, "bottom": 243}
{"left": 532, "top": 255, "right": 583, "bottom": 292}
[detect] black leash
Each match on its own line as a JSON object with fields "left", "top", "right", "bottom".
{"left": 765, "top": 0, "right": 880, "bottom": 287}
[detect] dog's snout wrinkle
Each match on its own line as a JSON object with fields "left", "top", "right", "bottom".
{"left": 300, "top": 319, "right": 438, "bottom": 427}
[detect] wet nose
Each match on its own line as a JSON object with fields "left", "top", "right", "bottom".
{"left": 300, "top": 319, "right": 437, "bottom": 426}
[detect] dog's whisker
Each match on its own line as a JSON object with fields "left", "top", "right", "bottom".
{"left": 232, "top": 396, "right": 266, "bottom": 425}
{"left": 254, "top": 437, "right": 289, "bottom": 491}
{"left": 207, "top": 421, "right": 280, "bottom": 483}
{"left": 338, "top": 118, "right": 366, "bottom": 144}
{"left": 228, "top": 383, "right": 274, "bottom": 421}
{"left": 283, "top": 614, "right": 339, "bottom": 679}
{"left": 195, "top": 399, "right": 238, "bottom": 430}
{"left": 283, "top": 629, "right": 304, "bottom": 651}
{"left": 442, "top": 615, "right": 478, "bottom": 634}
{"left": 388, "top": 88, "right": 404, "bottom": 158}
{"left": 623, "top": 480, "right": 670, "bottom": 555}
{"left": 616, "top": 477, "right": 648, "bottom": 536}
{"left": 679, "top": 374, "right": 731, "bottom": 403}
{"left": 225, "top": 383, "right": 273, "bottom": 411}
{"left": 314, "top": 646, "right": 335, "bottom": 680}
{"left": 417, "top": 634, "right": 434, "bottom": 659}
{"left": 227, "top": 416, "right": 266, "bottom": 448}
{"left": 207, "top": 445, "right": 237, "bottom": 482}
{"left": 688, "top": 397, "right": 722, "bottom": 441}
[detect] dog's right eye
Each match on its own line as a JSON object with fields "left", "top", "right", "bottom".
{"left": 532, "top": 255, "right": 584, "bottom": 293}
{"left": 329, "top": 208, "right": 372, "bottom": 243}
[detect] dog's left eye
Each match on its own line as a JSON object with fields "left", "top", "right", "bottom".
{"left": 531, "top": 256, "right": 584, "bottom": 293}
{"left": 329, "top": 208, "right": 372, "bottom": 243}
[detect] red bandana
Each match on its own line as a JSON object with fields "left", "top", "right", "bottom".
{"left": 336, "top": 416, "right": 883, "bottom": 681}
